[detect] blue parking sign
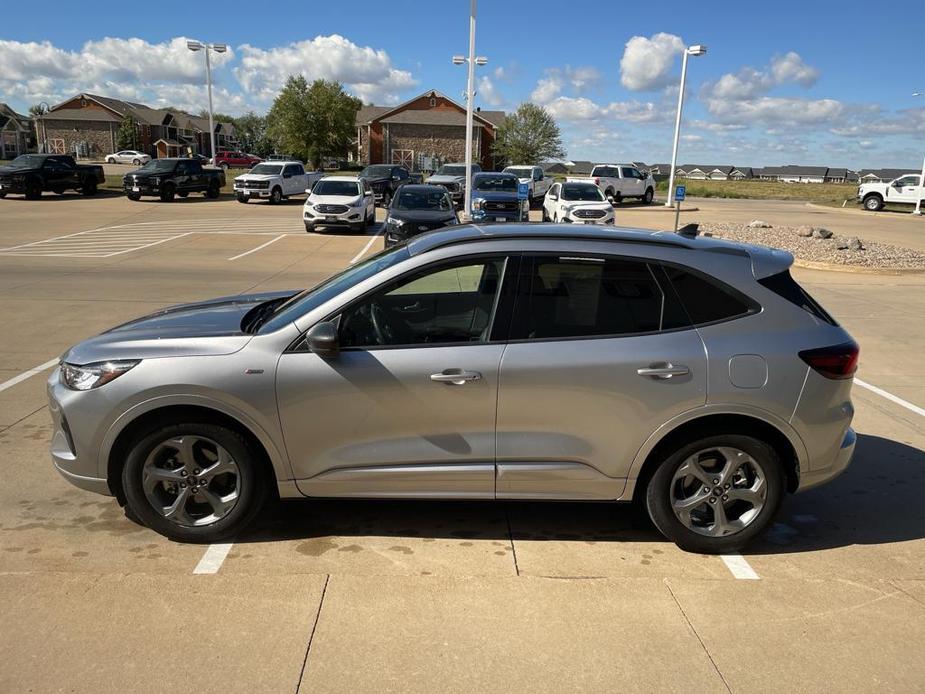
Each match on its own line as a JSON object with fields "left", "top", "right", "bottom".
{"left": 517, "top": 182, "right": 530, "bottom": 200}
{"left": 674, "top": 185, "right": 686, "bottom": 202}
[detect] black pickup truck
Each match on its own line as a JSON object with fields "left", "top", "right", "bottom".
{"left": 123, "top": 158, "right": 226, "bottom": 202}
{"left": 359, "top": 164, "right": 414, "bottom": 206}
{"left": 0, "top": 154, "right": 105, "bottom": 199}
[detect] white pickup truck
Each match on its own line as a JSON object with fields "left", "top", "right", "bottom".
{"left": 858, "top": 173, "right": 923, "bottom": 211}
{"left": 568, "top": 164, "right": 656, "bottom": 204}
{"left": 502, "top": 165, "right": 553, "bottom": 203}
{"left": 234, "top": 161, "right": 323, "bottom": 204}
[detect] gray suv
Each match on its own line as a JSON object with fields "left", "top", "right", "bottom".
{"left": 48, "top": 225, "right": 858, "bottom": 553}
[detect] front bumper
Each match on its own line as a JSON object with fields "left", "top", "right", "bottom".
{"left": 797, "top": 427, "right": 856, "bottom": 492}
{"left": 123, "top": 182, "right": 160, "bottom": 196}
{"left": 304, "top": 206, "right": 365, "bottom": 227}
{"left": 562, "top": 214, "right": 615, "bottom": 225}
{"left": 47, "top": 370, "right": 113, "bottom": 497}
{"left": 0, "top": 179, "right": 27, "bottom": 194}
{"left": 235, "top": 186, "right": 272, "bottom": 198}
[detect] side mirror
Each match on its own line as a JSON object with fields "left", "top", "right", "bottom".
{"left": 893, "top": 180, "right": 904, "bottom": 187}
{"left": 607, "top": 195, "right": 615, "bottom": 204}
{"left": 306, "top": 321, "right": 339, "bottom": 358}
{"left": 548, "top": 194, "right": 558, "bottom": 201}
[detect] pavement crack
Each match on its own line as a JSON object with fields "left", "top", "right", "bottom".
{"left": 504, "top": 504, "right": 520, "bottom": 577}
{"left": 665, "top": 579, "right": 732, "bottom": 694}
{"left": 295, "top": 573, "right": 330, "bottom": 694}
{"left": 0, "top": 404, "right": 49, "bottom": 435}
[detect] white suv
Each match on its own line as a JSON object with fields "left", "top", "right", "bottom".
{"left": 235, "top": 161, "right": 314, "bottom": 204}
{"left": 543, "top": 180, "right": 615, "bottom": 225}
{"left": 303, "top": 176, "right": 376, "bottom": 232}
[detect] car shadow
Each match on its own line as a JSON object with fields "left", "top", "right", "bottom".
{"left": 1, "top": 189, "right": 124, "bottom": 201}
{"left": 239, "top": 433, "right": 924, "bottom": 552}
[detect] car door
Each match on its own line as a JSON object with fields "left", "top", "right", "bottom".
{"left": 286, "top": 164, "right": 306, "bottom": 195}
{"left": 362, "top": 179, "right": 375, "bottom": 218}
{"left": 277, "top": 254, "right": 518, "bottom": 498}
{"left": 621, "top": 167, "right": 642, "bottom": 196}
{"left": 544, "top": 183, "right": 560, "bottom": 220}
{"left": 890, "top": 175, "right": 920, "bottom": 203}
{"left": 44, "top": 157, "right": 75, "bottom": 188}
{"left": 495, "top": 252, "right": 707, "bottom": 500}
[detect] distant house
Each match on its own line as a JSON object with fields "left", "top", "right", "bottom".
{"left": 679, "top": 165, "right": 736, "bottom": 180}
{"left": 824, "top": 168, "right": 851, "bottom": 184}
{"left": 43, "top": 93, "right": 237, "bottom": 159}
{"left": 569, "top": 160, "right": 595, "bottom": 175}
{"left": 0, "top": 103, "right": 34, "bottom": 158}
{"left": 857, "top": 168, "right": 918, "bottom": 183}
{"left": 758, "top": 165, "right": 829, "bottom": 183}
{"left": 729, "top": 167, "right": 754, "bottom": 180}
{"left": 356, "top": 90, "right": 505, "bottom": 171}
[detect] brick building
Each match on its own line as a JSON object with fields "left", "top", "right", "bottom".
{"left": 42, "top": 93, "right": 237, "bottom": 159}
{"left": 357, "top": 90, "right": 505, "bottom": 171}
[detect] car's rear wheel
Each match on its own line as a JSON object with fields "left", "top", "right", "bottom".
{"left": 133, "top": 158, "right": 141, "bottom": 165}
{"left": 206, "top": 182, "right": 220, "bottom": 199}
{"left": 863, "top": 194, "right": 884, "bottom": 212}
{"left": 24, "top": 179, "right": 42, "bottom": 200}
{"left": 127, "top": 192, "right": 141, "bottom": 201}
{"left": 237, "top": 193, "right": 249, "bottom": 203}
{"left": 122, "top": 423, "right": 268, "bottom": 543}
{"left": 645, "top": 434, "right": 784, "bottom": 553}
{"left": 81, "top": 180, "right": 98, "bottom": 196}
{"left": 159, "top": 185, "right": 175, "bottom": 202}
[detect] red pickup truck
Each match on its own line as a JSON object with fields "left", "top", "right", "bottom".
{"left": 213, "top": 151, "right": 262, "bottom": 169}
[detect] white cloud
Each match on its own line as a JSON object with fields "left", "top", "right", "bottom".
{"left": 530, "top": 73, "right": 564, "bottom": 104}
{"left": 234, "top": 35, "right": 416, "bottom": 104}
{"left": 530, "top": 65, "right": 602, "bottom": 105}
{"left": 619, "top": 33, "right": 684, "bottom": 91}
{"left": 543, "top": 96, "right": 663, "bottom": 124}
{"left": 477, "top": 75, "right": 504, "bottom": 107}
{"left": 702, "top": 51, "right": 819, "bottom": 102}
{"left": 704, "top": 96, "right": 846, "bottom": 126}
{"left": 770, "top": 52, "right": 819, "bottom": 87}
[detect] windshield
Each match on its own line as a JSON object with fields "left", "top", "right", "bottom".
{"left": 474, "top": 175, "right": 517, "bottom": 192}
{"left": 6, "top": 155, "right": 48, "bottom": 169}
{"left": 395, "top": 189, "right": 453, "bottom": 211}
{"left": 249, "top": 164, "right": 283, "bottom": 175}
{"left": 139, "top": 159, "right": 177, "bottom": 173}
{"left": 360, "top": 165, "right": 392, "bottom": 178}
{"left": 313, "top": 180, "right": 361, "bottom": 197}
{"left": 504, "top": 167, "right": 533, "bottom": 178}
{"left": 561, "top": 183, "right": 605, "bottom": 201}
{"left": 436, "top": 165, "right": 466, "bottom": 176}
{"left": 258, "top": 245, "right": 411, "bottom": 333}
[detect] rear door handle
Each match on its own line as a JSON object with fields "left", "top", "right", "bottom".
{"left": 430, "top": 369, "right": 482, "bottom": 385}
{"left": 637, "top": 363, "right": 689, "bottom": 380}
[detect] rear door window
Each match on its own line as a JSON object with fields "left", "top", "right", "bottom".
{"left": 509, "top": 255, "right": 689, "bottom": 340}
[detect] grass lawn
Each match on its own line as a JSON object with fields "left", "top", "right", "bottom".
{"left": 654, "top": 178, "right": 859, "bottom": 206}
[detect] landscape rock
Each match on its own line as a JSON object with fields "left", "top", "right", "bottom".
{"left": 748, "top": 220, "right": 772, "bottom": 228}
{"left": 812, "top": 227, "right": 833, "bottom": 239}
{"left": 796, "top": 225, "right": 814, "bottom": 237}
{"left": 848, "top": 237, "right": 863, "bottom": 251}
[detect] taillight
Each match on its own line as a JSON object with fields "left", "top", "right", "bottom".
{"left": 799, "top": 341, "right": 859, "bottom": 379}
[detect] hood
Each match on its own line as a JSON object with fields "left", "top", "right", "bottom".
{"left": 0, "top": 164, "right": 37, "bottom": 175}
{"left": 307, "top": 194, "right": 362, "bottom": 206}
{"left": 125, "top": 168, "right": 156, "bottom": 179}
{"left": 236, "top": 173, "right": 279, "bottom": 182}
{"left": 388, "top": 209, "right": 458, "bottom": 224}
{"left": 471, "top": 189, "right": 519, "bottom": 201}
{"left": 426, "top": 174, "right": 465, "bottom": 184}
{"left": 561, "top": 200, "right": 611, "bottom": 210}
{"left": 62, "top": 290, "right": 297, "bottom": 365}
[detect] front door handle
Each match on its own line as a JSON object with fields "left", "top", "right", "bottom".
{"left": 430, "top": 369, "right": 482, "bottom": 385}
{"left": 637, "top": 363, "right": 690, "bottom": 380}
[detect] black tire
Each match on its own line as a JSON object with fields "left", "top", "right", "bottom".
{"left": 159, "top": 185, "right": 176, "bottom": 202}
{"left": 0, "top": 192, "right": 6, "bottom": 199}
{"left": 643, "top": 187, "right": 654, "bottom": 204}
{"left": 268, "top": 187, "right": 282, "bottom": 205}
{"left": 542, "top": 207, "right": 549, "bottom": 221}
{"left": 52, "top": 187, "right": 65, "bottom": 195}
{"left": 121, "top": 422, "right": 269, "bottom": 543}
{"left": 604, "top": 188, "right": 614, "bottom": 200}
{"left": 24, "top": 179, "right": 42, "bottom": 200}
{"left": 863, "top": 194, "right": 883, "bottom": 212}
{"left": 206, "top": 182, "right": 220, "bottom": 199}
{"left": 132, "top": 158, "right": 141, "bottom": 165}
{"left": 107, "top": 157, "right": 115, "bottom": 164}
{"left": 178, "top": 191, "right": 189, "bottom": 198}
{"left": 237, "top": 193, "right": 249, "bottom": 203}
{"left": 613, "top": 192, "right": 622, "bottom": 205}
{"left": 305, "top": 222, "right": 315, "bottom": 233}
{"left": 367, "top": 208, "right": 375, "bottom": 225}
{"left": 127, "top": 192, "right": 141, "bottom": 201}
{"left": 81, "top": 180, "right": 98, "bottom": 196}
{"left": 645, "top": 434, "right": 785, "bottom": 554}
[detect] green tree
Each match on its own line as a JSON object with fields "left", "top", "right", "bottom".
{"left": 492, "top": 103, "right": 565, "bottom": 166}
{"left": 266, "top": 76, "right": 361, "bottom": 169}
{"left": 233, "top": 111, "right": 275, "bottom": 157}
{"left": 115, "top": 115, "right": 137, "bottom": 151}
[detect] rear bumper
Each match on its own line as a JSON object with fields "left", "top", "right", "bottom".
{"left": 797, "top": 426, "right": 855, "bottom": 492}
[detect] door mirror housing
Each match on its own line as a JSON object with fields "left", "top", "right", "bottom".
{"left": 548, "top": 193, "right": 557, "bottom": 201}
{"left": 306, "top": 321, "right": 339, "bottom": 358}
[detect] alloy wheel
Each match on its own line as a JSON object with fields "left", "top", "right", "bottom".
{"left": 141, "top": 435, "right": 240, "bottom": 527}
{"left": 669, "top": 446, "right": 767, "bottom": 537}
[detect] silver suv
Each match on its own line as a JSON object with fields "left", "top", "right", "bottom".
{"left": 48, "top": 225, "right": 858, "bottom": 553}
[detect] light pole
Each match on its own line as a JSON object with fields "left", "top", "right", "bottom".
{"left": 665, "top": 44, "right": 707, "bottom": 207}
{"left": 453, "top": 0, "right": 488, "bottom": 220}
{"left": 187, "top": 40, "right": 228, "bottom": 161}
{"left": 913, "top": 92, "right": 924, "bottom": 216}
{"left": 37, "top": 101, "right": 49, "bottom": 153}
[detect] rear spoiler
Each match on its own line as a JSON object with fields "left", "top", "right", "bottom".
{"left": 675, "top": 223, "right": 793, "bottom": 279}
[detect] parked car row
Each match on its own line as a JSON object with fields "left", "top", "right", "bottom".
{"left": 0, "top": 154, "right": 105, "bottom": 199}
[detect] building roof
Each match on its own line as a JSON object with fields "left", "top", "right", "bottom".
{"left": 825, "top": 168, "right": 849, "bottom": 178}
{"left": 380, "top": 110, "right": 483, "bottom": 127}
{"left": 356, "top": 105, "right": 391, "bottom": 125}
{"left": 761, "top": 165, "right": 829, "bottom": 176}
{"left": 43, "top": 108, "right": 122, "bottom": 123}
{"left": 680, "top": 164, "right": 735, "bottom": 173}
{"left": 356, "top": 90, "right": 503, "bottom": 130}
{"left": 857, "top": 168, "right": 918, "bottom": 180}
{"left": 475, "top": 109, "right": 506, "bottom": 127}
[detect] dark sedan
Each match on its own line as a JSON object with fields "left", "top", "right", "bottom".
{"left": 384, "top": 185, "right": 459, "bottom": 247}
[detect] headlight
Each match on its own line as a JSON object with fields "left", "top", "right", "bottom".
{"left": 472, "top": 197, "right": 486, "bottom": 211}
{"left": 61, "top": 360, "right": 139, "bottom": 391}
{"left": 386, "top": 216, "right": 404, "bottom": 226}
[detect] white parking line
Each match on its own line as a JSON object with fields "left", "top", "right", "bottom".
{"left": 350, "top": 227, "right": 384, "bottom": 264}
{"left": 720, "top": 553, "right": 760, "bottom": 580}
{"left": 856, "top": 378, "right": 925, "bottom": 418}
{"left": 228, "top": 234, "right": 286, "bottom": 261}
{"left": 193, "top": 543, "right": 234, "bottom": 574}
{"left": 0, "top": 358, "right": 59, "bottom": 394}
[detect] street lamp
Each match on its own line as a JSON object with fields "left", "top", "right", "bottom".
{"left": 187, "top": 40, "right": 228, "bottom": 162}
{"left": 913, "top": 92, "right": 924, "bottom": 216}
{"left": 452, "top": 0, "right": 488, "bottom": 219}
{"left": 665, "top": 44, "right": 707, "bottom": 207}
{"left": 36, "top": 101, "right": 49, "bottom": 153}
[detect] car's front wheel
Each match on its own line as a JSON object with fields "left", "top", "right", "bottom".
{"left": 122, "top": 423, "right": 268, "bottom": 543}
{"left": 863, "top": 194, "right": 884, "bottom": 212}
{"left": 643, "top": 187, "right": 654, "bottom": 204}
{"left": 645, "top": 434, "right": 784, "bottom": 553}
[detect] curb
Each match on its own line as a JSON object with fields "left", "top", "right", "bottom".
{"left": 627, "top": 203, "right": 700, "bottom": 212}
{"left": 792, "top": 258, "right": 925, "bottom": 275}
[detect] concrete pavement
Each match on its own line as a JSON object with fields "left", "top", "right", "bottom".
{"left": 1, "top": 194, "right": 923, "bottom": 693}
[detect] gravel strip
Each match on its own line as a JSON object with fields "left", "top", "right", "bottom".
{"left": 693, "top": 221, "right": 925, "bottom": 270}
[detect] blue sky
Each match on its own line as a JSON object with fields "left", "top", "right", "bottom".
{"left": 2, "top": 0, "right": 922, "bottom": 167}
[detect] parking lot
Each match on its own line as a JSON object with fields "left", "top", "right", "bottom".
{"left": 1, "top": 193, "right": 924, "bottom": 693}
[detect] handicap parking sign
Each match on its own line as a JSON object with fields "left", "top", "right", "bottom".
{"left": 674, "top": 185, "right": 686, "bottom": 202}
{"left": 518, "top": 182, "right": 530, "bottom": 200}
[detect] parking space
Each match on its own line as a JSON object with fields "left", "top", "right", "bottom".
{"left": 1, "top": 195, "right": 924, "bottom": 692}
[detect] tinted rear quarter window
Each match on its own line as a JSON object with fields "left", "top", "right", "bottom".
{"left": 661, "top": 266, "right": 756, "bottom": 325}
{"left": 757, "top": 270, "right": 836, "bottom": 325}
